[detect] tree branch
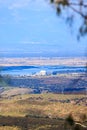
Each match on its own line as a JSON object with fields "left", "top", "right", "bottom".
{"left": 69, "top": 5, "right": 85, "bottom": 18}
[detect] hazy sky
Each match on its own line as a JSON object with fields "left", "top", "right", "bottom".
{"left": 0, "top": 0, "right": 87, "bottom": 57}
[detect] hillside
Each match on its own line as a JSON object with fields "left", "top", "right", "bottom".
{"left": 1, "top": 74, "right": 87, "bottom": 94}
{"left": 0, "top": 93, "right": 87, "bottom": 130}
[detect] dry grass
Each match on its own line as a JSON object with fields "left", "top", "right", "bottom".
{"left": 0, "top": 57, "right": 86, "bottom": 66}
{"left": 0, "top": 93, "right": 87, "bottom": 130}
{"left": 0, "top": 94, "right": 87, "bottom": 118}
{"left": 0, "top": 126, "right": 21, "bottom": 130}
{"left": 1, "top": 88, "right": 33, "bottom": 97}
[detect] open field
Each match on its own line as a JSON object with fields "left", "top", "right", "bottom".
{"left": 0, "top": 93, "right": 87, "bottom": 130}
{"left": 0, "top": 57, "right": 86, "bottom": 66}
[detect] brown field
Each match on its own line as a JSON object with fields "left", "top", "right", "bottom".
{"left": 1, "top": 88, "right": 33, "bottom": 97}
{"left": 0, "top": 93, "right": 87, "bottom": 130}
{"left": 0, "top": 57, "right": 86, "bottom": 66}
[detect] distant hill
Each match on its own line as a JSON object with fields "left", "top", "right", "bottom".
{"left": 2, "top": 74, "right": 87, "bottom": 94}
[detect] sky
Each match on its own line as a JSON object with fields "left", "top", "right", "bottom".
{"left": 0, "top": 0, "right": 87, "bottom": 57}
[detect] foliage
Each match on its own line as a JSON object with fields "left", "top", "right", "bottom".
{"left": 50, "top": 0, "right": 87, "bottom": 38}
{"left": 65, "top": 113, "right": 75, "bottom": 126}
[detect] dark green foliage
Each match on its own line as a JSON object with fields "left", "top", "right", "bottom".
{"left": 50, "top": 0, "right": 87, "bottom": 38}
{"left": 65, "top": 113, "right": 75, "bottom": 126}
{"left": 56, "top": 6, "right": 61, "bottom": 15}
{"left": 50, "top": 0, "right": 54, "bottom": 3}
{"left": 0, "top": 75, "right": 3, "bottom": 83}
{"left": 0, "top": 75, "right": 6, "bottom": 87}
{"left": 58, "top": 0, "right": 69, "bottom": 6}
{"left": 79, "top": 20, "right": 87, "bottom": 36}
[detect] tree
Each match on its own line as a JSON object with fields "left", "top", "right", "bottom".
{"left": 50, "top": 0, "right": 87, "bottom": 38}
{"left": 50, "top": 0, "right": 87, "bottom": 94}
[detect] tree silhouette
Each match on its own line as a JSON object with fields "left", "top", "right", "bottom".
{"left": 50, "top": 0, "right": 87, "bottom": 38}
{"left": 50, "top": 0, "right": 87, "bottom": 94}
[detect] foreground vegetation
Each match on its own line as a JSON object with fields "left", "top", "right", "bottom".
{"left": 0, "top": 93, "right": 87, "bottom": 130}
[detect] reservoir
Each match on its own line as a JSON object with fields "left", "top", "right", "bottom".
{"left": 1, "top": 65, "right": 86, "bottom": 76}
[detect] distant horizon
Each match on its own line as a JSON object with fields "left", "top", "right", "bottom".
{"left": 0, "top": 56, "right": 87, "bottom": 59}
{"left": 0, "top": 53, "right": 87, "bottom": 58}
{"left": 0, "top": 55, "right": 86, "bottom": 58}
